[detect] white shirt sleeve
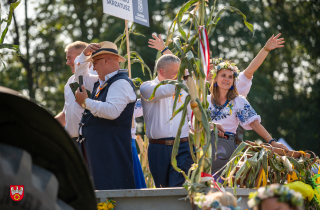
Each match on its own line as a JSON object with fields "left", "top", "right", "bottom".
{"left": 235, "top": 71, "right": 253, "bottom": 97}
{"left": 85, "top": 79, "right": 137, "bottom": 120}
{"left": 62, "top": 105, "right": 66, "bottom": 114}
{"left": 140, "top": 80, "right": 175, "bottom": 102}
{"left": 134, "top": 99, "right": 143, "bottom": 118}
{"left": 235, "top": 96, "right": 261, "bottom": 130}
{"left": 74, "top": 52, "right": 99, "bottom": 92}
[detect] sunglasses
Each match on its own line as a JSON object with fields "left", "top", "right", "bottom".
{"left": 92, "top": 57, "right": 106, "bottom": 66}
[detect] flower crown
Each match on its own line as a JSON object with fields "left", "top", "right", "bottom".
{"left": 194, "top": 193, "right": 242, "bottom": 210}
{"left": 210, "top": 58, "right": 240, "bottom": 79}
{"left": 247, "top": 185, "right": 304, "bottom": 208}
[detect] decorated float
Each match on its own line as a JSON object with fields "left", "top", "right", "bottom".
{"left": 96, "top": 0, "right": 320, "bottom": 210}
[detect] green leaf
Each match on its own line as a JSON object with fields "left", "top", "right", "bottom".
{"left": 170, "top": 95, "right": 190, "bottom": 121}
{"left": 185, "top": 33, "right": 199, "bottom": 53}
{"left": 130, "top": 58, "right": 152, "bottom": 79}
{"left": 171, "top": 102, "right": 189, "bottom": 179}
{"left": 211, "top": 6, "right": 254, "bottom": 36}
{"left": 0, "top": 44, "right": 19, "bottom": 51}
{"left": 229, "top": 142, "right": 249, "bottom": 160}
{"left": 206, "top": 0, "right": 218, "bottom": 29}
{"left": 189, "top": 132, "right": 197, "bottom": 163}
{"left": 147, "top": 80, "right": 189, "bottom": 101}
{"left": 173, "top": 62, "right": 187, "bottom": 112}
{"left": 132, "top": 77, "right": 143, "bottom": 88}
{"left": 0, "top": 0, "right": 21, "bottom": 44}
{"left": 234, "top": 152, "right": 249, "bottom": 194}
{"left": 131, "top": 30, "right": 146, "bottom": 37}
{"left": 191, "top": 98, "right": 212, "bottom": 182}
{"left": 114, "top": 31, "right": 126, "bottom": 44}
{"left": 173, "top": 36, "right": 184, "bottom": 55}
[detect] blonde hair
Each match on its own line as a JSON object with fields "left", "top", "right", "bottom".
{"left": 64, "top": 41, "right": 88, "bottom": 52}
{"left": 203, "top": 191, "right": 237, "bottom": 210}
{"left": 210, "top": 61, "right": 239, "bottom": 106}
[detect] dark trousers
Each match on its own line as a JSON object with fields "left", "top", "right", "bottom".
{"left": 148, "top": 141, "right": 194, "bottom": 188}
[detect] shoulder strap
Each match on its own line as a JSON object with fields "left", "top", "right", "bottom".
{"left": 90, "top": 80, "right": 100, "bottom": 99}
{"left": 107, "top": 72, "right": 135, "bottom": 93}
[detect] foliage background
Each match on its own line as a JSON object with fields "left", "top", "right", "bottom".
{"left": 0, "top": 0, "right": 319, "bottom": 154}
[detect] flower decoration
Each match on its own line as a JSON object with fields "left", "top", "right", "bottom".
{"left": 97, "top": 199, "right": 116, "bottom": 210}
{"left": 247, "top": 185, "right": 304, "bottom": 208}
{"left": 210, "top": 58, "right": 240, "bottom": 80}
{"left": 194, "top": 193, "right": 242, "bottom": 210}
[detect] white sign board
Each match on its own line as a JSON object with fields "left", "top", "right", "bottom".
{"left": 103, "top": 0, "right": 149, "bottom": 27}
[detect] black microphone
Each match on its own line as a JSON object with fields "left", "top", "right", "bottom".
{"left": 79, "top": 75, "right": 83, "bottom": 92}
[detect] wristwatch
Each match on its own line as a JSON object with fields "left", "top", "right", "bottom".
{"left": 268, "top": 138, "right": 278, "bottom": 144}
{"left": 81, "top": 98, "right": 87, "bottom": 108}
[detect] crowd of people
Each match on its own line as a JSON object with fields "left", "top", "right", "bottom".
{"left": 55, "top": 32, "right": 289, "bottom": 191}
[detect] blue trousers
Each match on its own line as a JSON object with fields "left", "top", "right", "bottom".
{"left": 132, "top": 139, "right": 147, "bottom": 189}
{"left": 148, "top": 141, "right": 194, "bottom": 188}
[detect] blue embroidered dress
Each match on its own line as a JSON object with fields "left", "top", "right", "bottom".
{"left": 131, "top": 99, "right": 147, "bottom": 189}
{"left": 207, "top": 95, "right": 261, "bottom": 133}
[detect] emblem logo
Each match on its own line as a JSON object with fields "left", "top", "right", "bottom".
{"left": 138, "top": 0, "right": 143, "bottom": 12}
{"left": 10, "top": 185, "right": 24, "bottom": 201}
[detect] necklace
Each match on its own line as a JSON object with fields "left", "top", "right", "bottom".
{"left": 213, "top": 100, "right": 230, "bottom": 110}
{"left": 211, "top": 99, "right": 230, "bottom": 120}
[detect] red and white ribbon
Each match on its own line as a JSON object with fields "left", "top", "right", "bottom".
{"left": 198, "top": 26, "right": 211, "bottom": 80}
{"left": 200, "top": 172, "right": 225, "bottom": 193}
{"left": 190, "top": 26, "right": 211, "bottom": 129}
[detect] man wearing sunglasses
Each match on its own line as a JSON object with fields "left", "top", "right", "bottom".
{"left": 74, "top": 41, "right": 136, "bottom": 190}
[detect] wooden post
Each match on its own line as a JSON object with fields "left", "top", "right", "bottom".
{"left": 125, "top": 20, "right": 131, "bottom": 79}
{"left": 125, "top": 20, "right": 135, "bottom": 128}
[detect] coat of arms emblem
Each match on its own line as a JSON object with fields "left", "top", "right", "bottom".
{"left": 10, "top": 185, "right": 24, "bottom": 201}
{"left": 138, "top": 0, "right": 143, "bottom": 12}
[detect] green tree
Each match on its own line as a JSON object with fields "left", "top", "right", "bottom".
{"left": 1, "top": 0, "right": 319, "bottom": 155}
{"left": 211, "top": 0, "right": 320, "bottom": 154}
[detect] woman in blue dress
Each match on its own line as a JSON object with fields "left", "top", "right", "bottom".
{"left": 131, "top": 99, "right": 147, "bottom": 188}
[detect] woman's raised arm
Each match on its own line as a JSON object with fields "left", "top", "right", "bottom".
{"left": 250, "top": 120, "right": 289, "bottom": 151}
{"left": 243, "top": 33, "right": 285, "bottom": 79}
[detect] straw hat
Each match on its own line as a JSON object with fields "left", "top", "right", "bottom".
{"left": 85, "top": 41, "right": 126, "bottom": 62}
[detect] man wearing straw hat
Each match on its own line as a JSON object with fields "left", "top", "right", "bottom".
{"left": 74, "top": 41, "right": 136, "bottom": 190}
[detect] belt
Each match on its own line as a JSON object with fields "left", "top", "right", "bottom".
{"left": 149, "top": 137, "right": 189, "bottom": 145}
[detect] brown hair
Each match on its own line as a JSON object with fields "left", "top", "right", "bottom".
{"left": 64, "top": 41, "right": 89, "bottom": 52}
{"left": 203, "top": 191, "right": 237, "bottom": 210}
{"left": 209, "top": 60, "right": 239, "bottom": 106}
{"left": 253, "top": 198, "right": 303, "bottom": 210}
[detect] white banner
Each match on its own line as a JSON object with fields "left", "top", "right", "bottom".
{"left": 103, "top": 0, "right": 149, "bottom": 27}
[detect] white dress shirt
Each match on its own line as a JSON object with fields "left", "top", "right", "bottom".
{"left": 140, "top": 77, "right": 192, "bottom": 139}
{"left": 62, "top": 65, "right": 96, "bottom": 137}
{"left": 74, "top": 53, "right": 136, "bottom": 134}
{"left": 140, "top": 71, "right": 252, "bottom": 140}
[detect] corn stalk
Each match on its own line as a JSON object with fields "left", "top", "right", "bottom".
{"left": 115, "top": 24, "right": 152, "bottom": 79}
{"left": 136, "top": 135, "right": 155, "bottom": 188}
{"left": 218, "top": 140, "right": 320, "bottom": 208}
{"left": 146, "top": 0, "right": 254, "bottom": 203}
